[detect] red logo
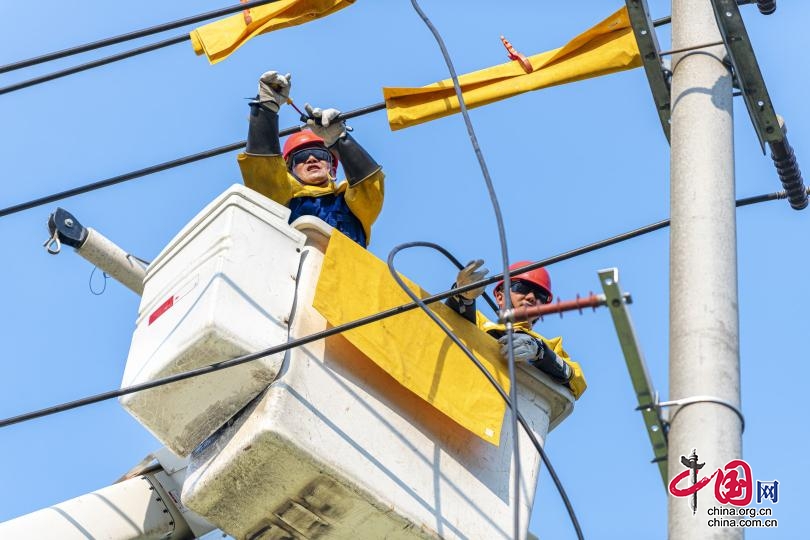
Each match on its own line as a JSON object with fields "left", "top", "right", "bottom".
{"left": 669, "top": 449, "right": 753, "bottom": 512}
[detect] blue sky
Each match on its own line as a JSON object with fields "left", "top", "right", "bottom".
{"left": 1, "top": 1, "right": 807, "bottom": 538}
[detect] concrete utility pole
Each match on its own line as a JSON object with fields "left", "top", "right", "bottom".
{"left": 669, "top": 0, "right": 741, "bottom": 539}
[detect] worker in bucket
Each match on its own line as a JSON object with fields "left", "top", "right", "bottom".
{"left": 238, "top": 70, "right": 384, "bottom": 247}
{"left": 446, "top": 260, "right": 587, "bottom": 399}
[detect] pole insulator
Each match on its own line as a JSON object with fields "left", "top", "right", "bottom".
{"left": 756, "top": 1, "right": 776, "bottom": 15}
{"left": 499, "top": 292, "right": 629, "bottom": 323}
{"left": 769, "top": 128, "right": 807, "bottom": 210}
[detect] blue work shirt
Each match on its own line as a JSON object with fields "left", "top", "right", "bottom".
{"left": 288, "top": 193, "right": 367, "bottom": 247}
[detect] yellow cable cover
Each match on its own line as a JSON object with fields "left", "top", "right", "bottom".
{"left": 383, "top": 6, "right": 641, "bottom": 130}
{"left": 313, "top": 231, "right": 511, "bottom": 445}
{"left": 190, "top": 0, "right": 355, "bottom": 64}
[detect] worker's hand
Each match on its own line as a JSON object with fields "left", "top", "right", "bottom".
{"left": 499, "top": 333, "right": 540, "bottom": 363}
{"left": 258, "top": 70, "right": 291, "bottom": 112}
{"left": 455, "top": 259, "right": 488, "bottom": 300}
{"left": 305, "top": 104, "right": 346, "bottom": 147}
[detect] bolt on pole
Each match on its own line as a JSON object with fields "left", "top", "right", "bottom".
{"left": 669, "top": 1, "right": 742, "bottom": 539}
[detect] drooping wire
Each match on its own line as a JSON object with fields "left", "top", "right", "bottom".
{"left": 0, "top": 190, "right": 793, "bottom": 427}
{"left": 0, "top": 0, "right": 283, "bottom": 75}
{"left": 0, "top": 102, "right": 386, "bottom": 219}
{"left": 406, "top": 1, "right": 516, "bottom": 536}
{"left": 392, "top": 241, "right": 500, "bottom": 312}
{"left": 387, "top": 241, "right": 584, "bottom": 540}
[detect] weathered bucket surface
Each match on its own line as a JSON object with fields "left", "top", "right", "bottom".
{"left": 182, "top": 220, "right": 575, "bottom": 540}
{"left": 120, "top": 185, "right": 306, "bottom": 456}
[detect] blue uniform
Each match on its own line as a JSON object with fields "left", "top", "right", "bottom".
{"left": 287, "top": 193, "right": 366, "bottom": 246}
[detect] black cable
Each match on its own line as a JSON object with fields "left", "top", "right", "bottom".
{"left": 399, "top": 241, "right": 500, "bottom": 313}
{"left": 0, "top": 102, "right": 386, "bottom": 220}
{"left": 0, "top": 0, "right": 283, "bottom": 75}
{"left": 0, "top": 35, "right": 189, "bottom": 96}
{"left": 0, "top": 187, "right": 797, "bottom": 430}
{"left": 387, "top": 241, "right": 584, "bottom": 540}
{"left": 407, "top": 2, "right": 522, "bottom": 537}
{"left": 496, "top": 186, "right": 810, "bottom": 280}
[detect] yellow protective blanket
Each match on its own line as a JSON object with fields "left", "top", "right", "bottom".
{"left": 313, "top": 231, "right": 511, "bottom": 445}
{"left": 190, "top": 0, "right": 355, "bottom": 64}
{"left": 383, "top": 6, "right": 641, "bottom": 130}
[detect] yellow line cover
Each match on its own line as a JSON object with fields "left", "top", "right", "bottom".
{"left": 313, "top": 231, "right": 511, "bottom": 445}
{"left": 383, "top": 6, "right": 641, "bottom": 130}
{"left": 190, "top": 0, "right": 355, "bottom": 64}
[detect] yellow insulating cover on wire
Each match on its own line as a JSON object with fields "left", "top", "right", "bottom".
{"left": 190, "top": 0, "right": 355, "bottom": 65}
{"left": 313, "top": 231, "right": 511, "bottom": 445}
{"left": 383, "top": 6, "right": 641, "bottom": 130}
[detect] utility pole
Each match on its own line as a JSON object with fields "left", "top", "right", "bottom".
{"left": 669, "top": 0, "right": 741, "bottom": 538}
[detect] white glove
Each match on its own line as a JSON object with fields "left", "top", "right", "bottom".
{"left": 257, "top": 70, "right": 291, "bottom": 112}
{"left": 305, "top": 104, "right": 346, "bottom": 147}
{"left": 499, "top": 334, "right": 541, "bottom": 363}
{"left": 455, "top": 259, "right": 488, "bottom": 301}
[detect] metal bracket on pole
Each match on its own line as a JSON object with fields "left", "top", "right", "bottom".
{"left": 655, "top": 395, "right": 746, "bottom": 433}
{"left": 709, "top": 0, "right": 807, "bottom": 209}
{"left": 625, "top": 0, "right": 672, "bottom": 142}
{"left": 598, "top": 268, "right": 668, "bottom": 487}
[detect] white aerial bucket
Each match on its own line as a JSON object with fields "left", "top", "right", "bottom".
{"left": 120, "top": 185, "right": 306, "bottom": 456}
{"left": 181, "top": 219, "right": 575, "bottom": 540}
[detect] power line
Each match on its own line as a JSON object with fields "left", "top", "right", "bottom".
{"left": 0, "top": 0, "right": 283, "bottom": 75}
{"left": 0, "top": 10, "right": 681, "bottom": 96}
{"left": 0, "top": 35, "right": 189, "bottom": 96}
{"left": 0, "top": 102, "right": 386, "bottom": 219}
{"left": 0, "top": 187, "right": 796, "bottom": 429}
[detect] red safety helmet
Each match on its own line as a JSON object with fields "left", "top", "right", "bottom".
{"left": 494, "top": 261, "right": 553, "bottom": 302}
{"left": 282, "top": 130, "right": 339, "bottom": 176}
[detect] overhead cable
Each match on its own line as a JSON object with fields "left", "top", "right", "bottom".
{"left": 0, "top": 35, "right": 190, "bottom": 96}
{"left": 0, "top": 10, "right": 676, "bottom": 96}
{"left": 0, "top": 102, "right": 386, "bottom": 219}
{"left": 0, "top": 187, "right": 793, "bottom": 423}
{"left": 0, "top": 4, "right": 765, "bottom": 95}
{"left": 407, "top": 2, "right": 524, "bottom": 538}
{"left": 0, "top": 0, "right": 282, "bottom": 75}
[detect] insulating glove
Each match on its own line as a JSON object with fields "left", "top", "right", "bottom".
{"left": 305, "top": 104, "right": 346, "bottom": 146}
{"left": 258, "top": 71, "right": 291, "bottom": 112}
{"left": 499, "top": 333, "right": 540, "bottom": 363}
{"left": 455, "top": 259, "right": 488, "bottom": 300}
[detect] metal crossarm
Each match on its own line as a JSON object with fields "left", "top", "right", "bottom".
{"left": 710, "top": 0, "right": 807, "bottom": 209}
{"left": 710, "top": 0, "right": 779, "bottom": 150}
{"left": 625, "top": 0, "right": 672, "bottom": 142}
{"left": 598, "top": 268, "right": 668, "bottom": 487}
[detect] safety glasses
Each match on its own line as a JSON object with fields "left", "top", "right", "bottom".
{"left": 510, "top": 280, "right": 551, "bottom": 304}
{"left": 289, "top": 147, "right": 333, "bottom": 167}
